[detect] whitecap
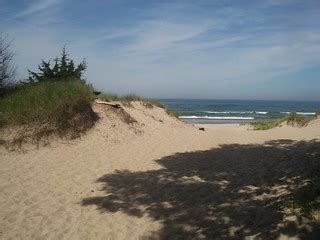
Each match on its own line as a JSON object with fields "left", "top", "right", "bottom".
{"left": 179, "top": 116, "right": 254, "bottom": 120}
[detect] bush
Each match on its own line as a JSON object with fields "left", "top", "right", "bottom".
{"left": 27, "top": 47, "right": 87, "bottom": 83}
{"left": 0, "top": 80, "right": 97, "bottom": 136}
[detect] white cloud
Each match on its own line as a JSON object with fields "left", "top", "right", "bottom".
{"left": 15, "top": 0, "right": 61, "bottom": 18}
{"left": 124, "top": 20, "right": 214, "bottom": 53}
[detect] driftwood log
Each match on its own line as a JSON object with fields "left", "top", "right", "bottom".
{"left": 95, "top": 100, "right": 121, "bottom": 108}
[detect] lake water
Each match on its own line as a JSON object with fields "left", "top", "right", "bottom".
{"left": 160, "top": 99, "right": 320, "bottom": 124}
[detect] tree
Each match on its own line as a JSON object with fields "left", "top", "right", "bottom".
{"left": 27, "top": 47, "right": 87, "bottom": 83}
{"left": 0, "top": 34, "right": 16, "bottom": 92}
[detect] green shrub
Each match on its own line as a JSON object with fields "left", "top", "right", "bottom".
{"left": 0, "top": 80, "right": 96, "bottom": 134}
{"left": 27, "top": 47, "right": 87, "bottom": 83}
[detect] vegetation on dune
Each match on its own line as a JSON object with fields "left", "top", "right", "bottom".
{"left": 101, "top": 93, "right": 145, "bottom": 103}
{"left": 0, "top": 81, "right": 98, "bottom": 138}
{"left": 250, "top": 118, "right": 284, "bottom": 130}
{"left": 251, "top": 112, "right": 314, "bottom": 130}
{"left": 101, "top": 93, "right": 164, "bottom": 107}
{"left": 286, "top": 112, "right": 310, "bottom": 126}
{"left": 27, "top": 47, "right": 87, "bottom": 83}
{"left": 166, "top": 109, "right": 180, "bottom": 118}
{"left": 0, "top": 81, "right": 93, "bottom": 126}
{"left": 100, "top": 92, "right": 180, "bottom": 118}
{"left": 0, "top": 45, "right": 98, "bottom": 144}
{"left": 0, "top": 34, "right": 179, "bottom": 144}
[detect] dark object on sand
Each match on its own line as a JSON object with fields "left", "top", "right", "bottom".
{"left": 199, "top": 127, "right": 205, "bottom": 131}
{"left": 93, "top": 91, "right": 101, "bottom": 96}
{"left": 96, "top": 100, "right": 121, "bottom": 108}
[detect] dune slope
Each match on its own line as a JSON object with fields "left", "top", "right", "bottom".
{"left": 1, "top": 102, "right": 319, "bottom": 239}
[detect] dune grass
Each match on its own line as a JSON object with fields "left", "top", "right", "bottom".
{"left": 166, "top": 109, "right": 180, "bottom": 118}
{"left": 0, "top": 81, "right": 97, "bottom": 139}
{"left": 251, "top": 112, "right": 313, "bottom": 130}
{"left": 286, "top": 112, "right": 310, "bottom": 126}
{"left": 100, "top": 92, "right": 180, "bottom": 118}
{"left": 100, "top": 93, "right": 138, "bottom": 102}
{"left": 101, "top": 93, "right": 165, "bottom": 107}
{"left": 250, "top": 118, "right": 284, "bottom": 130}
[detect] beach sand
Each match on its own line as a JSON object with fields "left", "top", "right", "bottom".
{"left": 1, "top": 102, "right": 320, "bottom": 239}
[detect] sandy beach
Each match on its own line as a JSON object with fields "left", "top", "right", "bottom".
{"left": 1, "top": 102, "right": 320, "bottom": 239}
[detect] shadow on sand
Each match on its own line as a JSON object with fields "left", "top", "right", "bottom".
{"left": 82, "top": 139, "right": 320, "bottom": 239}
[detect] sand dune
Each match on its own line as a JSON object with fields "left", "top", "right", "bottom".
{"left": 1, "top": 102, "right": 319, "bottom": 239}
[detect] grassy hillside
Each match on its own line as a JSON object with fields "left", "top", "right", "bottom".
{"left": 0, "top": 81, "right": 98, "bottom": 140}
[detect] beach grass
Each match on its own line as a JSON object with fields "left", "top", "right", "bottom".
{"left": 251, "top": 112, "right": 313, "bottom": 130}
{"left": 100, "top": 93, "right": 142, "bottom": 102}
{"left": 0, "top": 80, "right": 97, "bottom": 135}
{"left": 250, "top": 118, "right": 284, "bottom": 130}
{"left": 100, "top": 92, "right": 180, "bottom": 118}
{"left": 286, "top": 112, "right": 310, "bottom": 126}
{"left": 101, "top": 93, "right": 165, "bottom": 108}
{"left": 166, "top": 109, "right": 180, "bottom": 118}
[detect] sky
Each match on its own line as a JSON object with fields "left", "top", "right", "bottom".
{"left": 1, "top": 0, "right": 320, "bottom": 101}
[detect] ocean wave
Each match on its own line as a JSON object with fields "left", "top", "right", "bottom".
{"left": 281, "top": 112, "right": 315, "bottom": 115}
{"left": 203, "top": 111, "right": 268, "bottom": 115}
{"left": 255, "top": 111, "right": 268, "bottom": 115}
{"left": 204, "top": 111, "right": 253, "bottom": 114}
{"left": 297, "top": 112, "right": 316, "bottom": 115}
{"left": 179, "top": 116, "right": 255, "bottom": 120}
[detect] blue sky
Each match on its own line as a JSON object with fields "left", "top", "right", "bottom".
{"left": 1, "top": 0, "right": 320, "bottom": 100}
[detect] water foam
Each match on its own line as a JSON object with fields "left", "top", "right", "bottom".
{"left": 281, "top": 112, "right": 315, "bottom": 115}
{"left": 179, "top": 116, "right": 255, "bottom": 120}
{"left": 255, "top": 111, "right": 268, "bottom": 115}
{"left": 204, "top": 111, "right": 268, "bottom": 115}
{"left": 204, "top": 111, "right": 254, "bottom": 114}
